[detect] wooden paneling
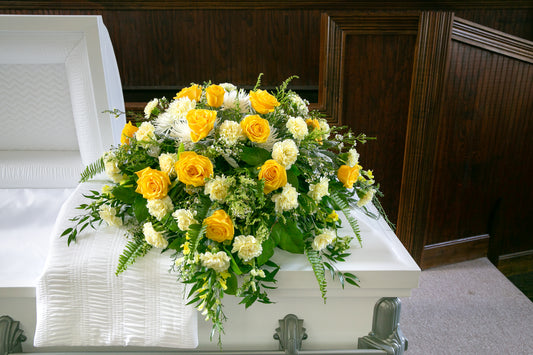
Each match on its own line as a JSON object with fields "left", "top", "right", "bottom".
{"left": 420, "top": 235, "right": 490, "bottom": 269}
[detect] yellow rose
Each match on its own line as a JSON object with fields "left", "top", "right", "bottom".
{"left": 258, "top": 159, "right": 287, "bottom": 194}
{"left": 121, "top": 121, "right": 138, "bottom": 145}
{"left": 135, "top": 167, "right": 171, "bottom": 200}
{"left": 306, "top": 118, "right": 320, "bottom": 130}
{"left": 240, "top": 115, "right": 270, "bottom": 143}
{"left": 174, "top": 84, "right": 202, "bottom": 102}
{"left": 186, "top": 109, "right": 217, "bottom": 142}
{"left": 249, "top": 89, "right": 280, "bottom": 114}
{"left": 337, "top": 164, "right": 361, "bottom": 189}
{"left": 204, "top": 209, "right": 234, "bottom": 243}
{"left": 174, "top": 151, "right": 213, "bottom": 187}
{"left": 206, "top": 84, "right": 225, "bottom": 108}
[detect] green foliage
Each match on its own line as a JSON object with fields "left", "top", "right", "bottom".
{"left": 116, "top": 232, "right": 152, "bottom": 275}
{"left": 79, "top": 157, "right": 105, "bottom": 183}
{"left": 305, "top": 247, "right": 327, "bottom": 301}
{"left": 331, "top": 190, "right": 363, "bottom": 247}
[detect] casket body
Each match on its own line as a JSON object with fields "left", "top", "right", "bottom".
{"left": 0, "top": 14, "right": 125, "bottom": 352}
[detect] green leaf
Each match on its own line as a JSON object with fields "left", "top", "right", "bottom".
{"left": 224, "top": 273, "right": 238, "bottom": 295}
{"left": 133, "top": 195, "right": 149, "bottom": 222}
{"left": 305, "top": 247, "right": 327, "bottom": 301}
{"left": 116, "top": 237, "right": 151, "bottom": 275}
{"left": 240, "top": 146, "right": 271, "bottom": 166}
{"left": 79, "top": 157, "right": 105, "bottom": 183}
{"left": 331, "top": 190, "right": 362, "bottom": 247}
{"left": 112, "top": 185, "right": 137, "bottom": 204}
{"left": 286, "top": 169, "right": 299, "bottom": 189}
{"left": 256, "top": 237, "right": 276, "bottom": 266}
{"left": 271, "top": 220, "right": 305, "bottom": 254}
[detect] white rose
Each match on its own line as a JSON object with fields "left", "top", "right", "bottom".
{"left": 159, "top": 153, "right": 178, "bottom": 178}
{"left": 144, "top": 98, "right": 159, "bottom": 119}
{"left": 286, "top": 116, "right": 308, "bottom": 141}
{"left": 103, "top": 152, "right": 122, "bottom": 183}
{"left": 271, "top": 183, "right": 299, "bottom": 214}
{"left": 231, "top": 235, "right": 262, "bottom": 262}
{"left": 204, "top": 175, "right": 232, "bottom": 203}
{"left": 143, "top": 222, "right": 168, "bottom": 249}
{"left": 272, "top": 139, "right": 299, "bottom": 169}
{"left": 98, "top": 204, "right": 122, "bottom": 226}
{"left": 357, "top": 188, "right": 375, "bottom": 207}
{"left": 347, "top": 148, "right": 360, "bottom": 167}
{"left": 312, "top": 229, "right": 336, "bottom": 251}
{"left": 172, "top": 209, "right": 197, "bottom": 231}
{"left": 308, "top": 177, "right": 330, "bottom": 201}
{"left": 135, "top": 121, "right": 156, "bottom": 143}
{"left": 219, "top": 120, "right": 245, "bottom": 146}
{"left": 147, "top": 196, "right": 173, "bottom": 221}
{"left": 200, "top": 251, "right": 230, "bottom": 273}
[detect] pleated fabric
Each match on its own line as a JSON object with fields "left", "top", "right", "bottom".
{"left": 34, "top": 183, "right": 198, "bottom": 348}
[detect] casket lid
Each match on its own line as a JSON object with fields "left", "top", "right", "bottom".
{"left": 0, "top": 15, "right": 125, "bottom": 188}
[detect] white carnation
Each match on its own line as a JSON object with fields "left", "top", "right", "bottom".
{"left": 219, "top": 120, "right": 245, "bottom": 146}
{"left": 200, "top": 251, "right": 230, "bottom": 273}
{"left": 223, "top": 89, "right": 250, "bottom": 113}
{"left": 167, "top": 97, "right": 196, "bottom": 118}
{"left": 357, "top": 188, "right": 375, "bottom": 207}
{"left": 159, "top": 153, "right": 178, "bottom": 178}
{"left": 204, "top": 175, "right": 232, "bottom": 203}
{"left": 147, "top": 196, "right": 174, "bottom": 221}
{"left": 271, "top": 183, "right": 299, "bottom": 214}
{"left": 98, "top": 204, "right": 122, "bottom": 226}
{"left": 135, "top": 121, "right": 156, "bottom": 143}
{"left": 172, "top": 209, "right": 197, "bottom": 231}
{"left": 319, "top": 119, "right": 330, "bottom": 139}
{"left": 231, "top": 235, "right": 262, "bottom": 262}
{"left": 347, "top": 148, "right": 360, "bottom": 167}
{"left": 272, "top": 139, "right": 299, "bottom": 169}
{"left": 103, "top": 152, "right": 122, "bottom": 183}
{"left": 143, "top": 222, "right": 168, "bottom": 249}
{"left": 308, "top": 177, "right": 330, "bottom": 201}
{"left": 286, "top": 116, "right": 308, "bottom": 141}
{"left": 312, "top": 229, "right": 336, "bottom": 251}
{"left": 144, "top": 98, "right": 159, "bottom": 119}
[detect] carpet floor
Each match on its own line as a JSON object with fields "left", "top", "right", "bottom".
{"left": 400, "top": 258, "right": 533, "bottom": 355}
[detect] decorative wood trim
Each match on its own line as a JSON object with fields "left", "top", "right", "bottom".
{"left": 318, "top": 12, "right": 419, "bottom": 125}
{"left": 395, "top": 11, "right": 454, "bottom": 263}
{"left": 420, "top": 234, "right": 490, "bottom": 269}
{"left": 452, "top": 17, "right": 533, "bottom": 64}
{"left": 497, "top": 249, "right": 533, "bottom": 276}
{"left": 1, "top": 0, "right": 531, "bottom": 10}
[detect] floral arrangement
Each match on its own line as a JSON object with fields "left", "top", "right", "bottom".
{"left": 63, "top": 75, "right": 388, "bottom": 343}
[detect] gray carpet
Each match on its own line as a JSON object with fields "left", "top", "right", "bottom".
{"left": 400, "top": 258, "right": 533, "bottom": 355}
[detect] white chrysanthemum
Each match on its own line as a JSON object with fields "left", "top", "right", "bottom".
{"left": 143, "top": 222, "right": 168, "bottom": 249}
{"left": 272, "top": 139, "right": 299, "bottom": 169}
{"left": 286, "top": 116, "right": 308, "bottom": 141}
{"left": 154, "top": 98, "right": 195, "bottom": 136}
{"left": 103, "top": 152, "right": 122, "bottom": 183}
{"left": 308, "top": 177, "right": 330, "bottom": 201}
{"left": 144, "top": 98, "right": 159, "bottom": 119}
{"left": 98, "top": 205, "right": 122, "bottom": 226}
{"left": 169, "top": 118, "right": 193, "bottom": 147}
{"left": 204, "top": 175, "right": 232, "bottom": 203}
{"left": 231, "top": 235, "right": 262, "bottom": 262}
{"left": 147, "top": 196, "right": 173, "bottom": 221}
{"left": 357, "top": 188, "right": 376, "bottom": 207}
{"left": 347, "top": 148, "right": 360, "bottom": 167}
{"left": 135, "top": 121, "right": 156, "bottom": 143}
{"left": 271, "top": 183, "right": 299, "bottom": 214}
{"left": 288, "top": 92, "right": 309, "bottom": 116}
{"left": 312, "top": 229, "right": 336, "bottom": 251}
{"left": 219, "top": 120, "right": 245, "bottom": 146}
{"left": 200, "top": 251, "right": 230, "bottom": 273}
{"left": 219, "top": 82, "right": 237, "bottom": 92}
{"left": 172, "top": 209, "right": 197, "bottom": 231}
{"left": 159, "top": 153, "right": 178, "bottom": 178}
{"left": 223, "top": 89, "right": 250, "bottom": 113}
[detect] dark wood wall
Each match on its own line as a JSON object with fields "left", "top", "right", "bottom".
{"left": 3, "top": 1, "right": 532, "bottom": 269}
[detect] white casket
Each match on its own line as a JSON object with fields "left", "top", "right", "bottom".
{"left": 0, "top": 15, "right": 420, "bottom": 354}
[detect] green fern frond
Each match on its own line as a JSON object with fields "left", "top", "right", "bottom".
{"left": 80, "top": 157, "right": 105, "bottom": 183}
{"left": 116, "top": 236, "right": 151, "bottom": 275}
{"left": 331, "top": 191, "right": 362, "bottom": 247}
{"left": 277, "top": 75, "right": 299, "bottom": 96}
{"left": 305, "top": 247, "right": 327, "bottom": 302}
{"left": 253, "top": 73, "right": 264, "bottom": 91}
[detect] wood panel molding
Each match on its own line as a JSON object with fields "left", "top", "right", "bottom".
{"left": 318, "top": 12, "right": 419, "bottom": 125}
{"left": 395, "top": 11, "right": 454, "bottom": 263}
{"left": 420, "top": 234, "right": 490, "bottom": 269}
{"left": 452, "top": 16, "right": 533, "bottom": 63}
